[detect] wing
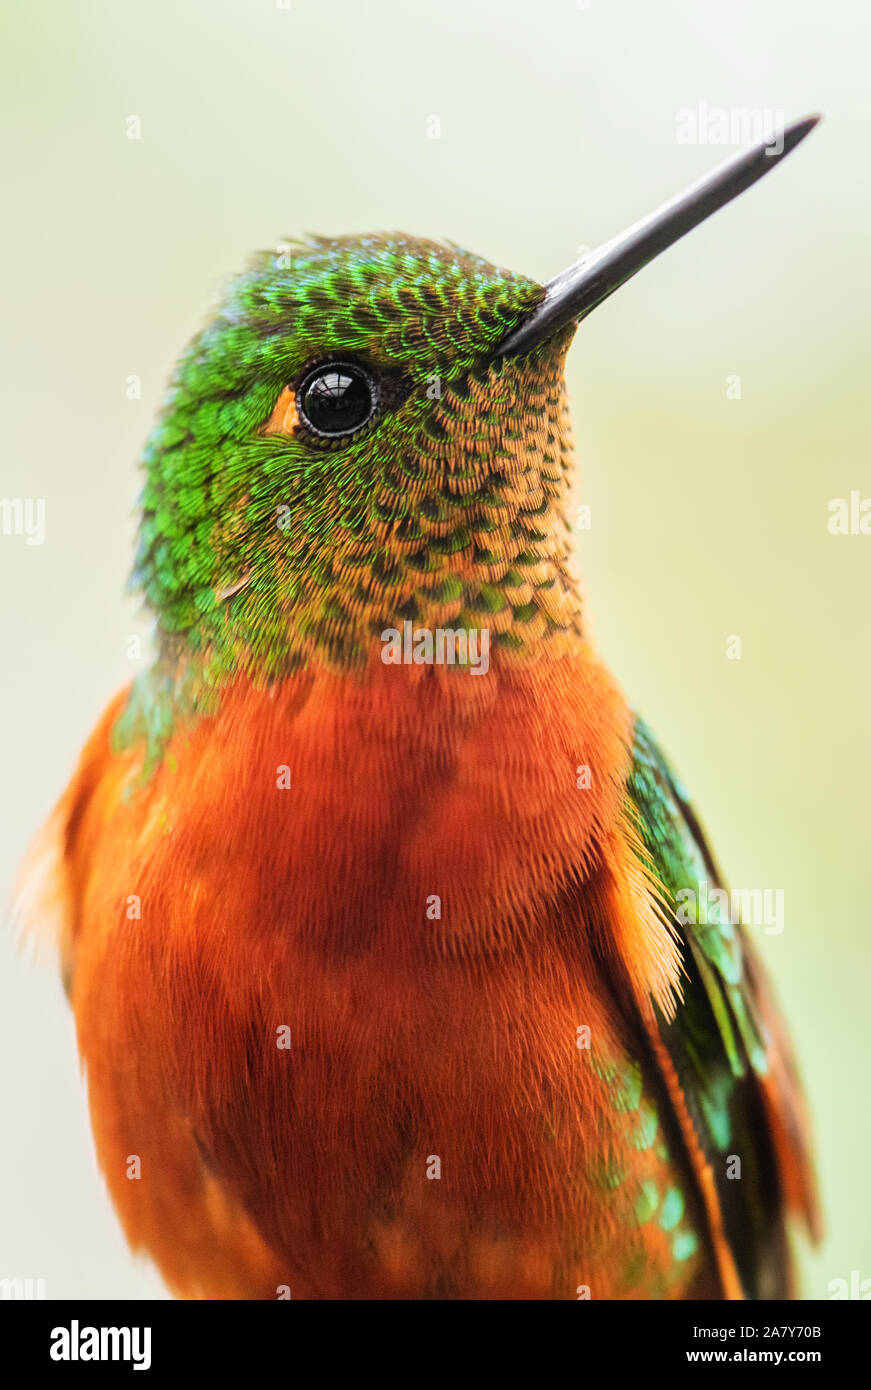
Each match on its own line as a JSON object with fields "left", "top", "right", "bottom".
{"left": 627, "top": 716, "right": 821, "bottom": 1299}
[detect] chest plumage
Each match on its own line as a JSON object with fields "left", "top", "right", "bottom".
{"left": 53, "top": 652, "right": 716, "bottom": 1299}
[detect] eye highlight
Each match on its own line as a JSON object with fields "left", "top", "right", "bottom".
{"left": 296, "top": 361, "right": 379, "bottom": 439}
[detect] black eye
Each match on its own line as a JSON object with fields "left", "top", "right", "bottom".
{"left": 296, "top": 361, "right": 378, "bottom": 438}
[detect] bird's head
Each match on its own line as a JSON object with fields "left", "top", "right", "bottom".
{"left": 135, "top": 233, "right": 582, "bottom": 680}
{"left": 134, "top": 117, "right": 818, "bottom": 686}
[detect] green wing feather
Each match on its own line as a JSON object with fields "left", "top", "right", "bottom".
{"left": 627, "top": 716, "right": 819, "bottom": 1298}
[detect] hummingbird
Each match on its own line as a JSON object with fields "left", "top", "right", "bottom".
{"left": 21, "top": 116, "right": 821, "bottom": 1300}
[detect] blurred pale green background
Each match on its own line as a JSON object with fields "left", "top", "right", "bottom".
{"left": 1, "top": 0, "right": 868, "bottom": 1299}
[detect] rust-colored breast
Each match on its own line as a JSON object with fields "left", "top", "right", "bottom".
{"left": 31, "top": 646, "right": 714, "bottom": 1298}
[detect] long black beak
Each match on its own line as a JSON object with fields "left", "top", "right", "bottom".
{"left": 496, "top": 114, "right": 821, "bottom": 359}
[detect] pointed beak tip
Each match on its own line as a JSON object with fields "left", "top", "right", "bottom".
{"left": 782, "top": 112, "right": 823, "bottom": 153}
{"left": 496, "top": 111, "right": 823, "bottom": 360}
